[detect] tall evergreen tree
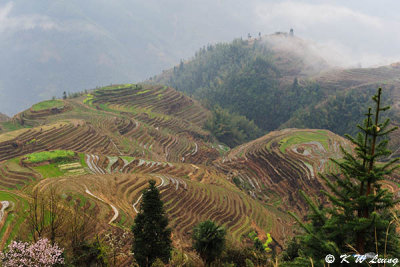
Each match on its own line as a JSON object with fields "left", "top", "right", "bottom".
{"left": 288, "top": 88, "right": 400, "bottom": 266}
{"left": 132, "top": 180, "right": 172, "bottom": 267}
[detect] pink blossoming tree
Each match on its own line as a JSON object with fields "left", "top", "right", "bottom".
{"left": 0, "top": 238, "right": 64, "bottom": 267}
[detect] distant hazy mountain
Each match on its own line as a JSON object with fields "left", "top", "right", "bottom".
{"left": 151, "top": 34, "right": 333, "bottom": 132}
{"left": 151, "top": 34, "right": 400, "bottom": 153}
{"left": 0, "top": 0, "right": 254, "bottom": 115}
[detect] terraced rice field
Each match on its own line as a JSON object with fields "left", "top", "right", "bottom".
{"left": 0, "top": 191, "right": 29, "bottom": 249}
{"left": 216, "top": 129, "right": 352, "bottom": 212}
{"left": 80, "top": 84, "right": 219, "bottom": 164}
{"left": 0, "top": 126, "right": 355, "bottom": 252}
{"left": 0, "top": 121, "right": 119, "bottom": 161}
{"left": 36, "top": 167, "right": 278, "bottom": 248}
{"left": 89, "top": 84, "right": 209, "bottom": 128}
{"left": 0, "top": 83, "right": 372, "bottom": 258}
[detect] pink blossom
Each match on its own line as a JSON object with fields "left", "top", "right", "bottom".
{"left": 0, "top": 238, "right": 64, "bottom": 266}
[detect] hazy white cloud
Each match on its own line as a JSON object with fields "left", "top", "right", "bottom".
{"left": 253, "top": 1, "right": 400, "bottom": 67}
{"left": 0, "top": 2, "right": 114, "bottom": 43}
{"left": 255, "top": 2, "right": 383, "bottom": 30}
{"left": 0, "top": 2, "right": 58, "bottom": 32}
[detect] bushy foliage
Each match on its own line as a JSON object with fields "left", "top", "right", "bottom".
{"left": 156, "top": 39, "right": 326, "bottom": 133}
{"left": 132, "top": 180, "right": 172, "bottom": 267}
{"left": 31, "top": 100, "right": 64, "bottom": 111}
{"left": 103, "top": 230, "right": 132, "bottom": 267}
{"left": 205, "top": 106, "right": 262, "bottom": 147}
{"left": 192, "top": 220, "right": 226, "bottom": 265}
{"left": 0, "top": 238, "right": 64, "bottom": 267}
{"left": 280, "top": 237, "right": 301, "bottom": 262}
{"left": 285, "top": 86, "right": 392, "bottom": 136}
{"left": 70, "top": 239, "right": 107, "bottom": 267}
{"left": 25, "top": 150, "right": 75, "bottom": 163}
{"left": 169, "top": 250, "right": 195, "bottom": 267}
{"left": 248, "top": 231, "right": 272, "bottom": 252}
{"left": 245, "top": 258, "right": 255, "bottom": 267}
{"left": 150, "top": 258, "right": 165, "bottom": 267}
{"left": 219, "top": 244, "right": 269, "bottom": 267}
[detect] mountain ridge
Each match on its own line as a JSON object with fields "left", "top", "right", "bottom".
{"left": 150, "top": 34, "right": 400, "bottom": 152}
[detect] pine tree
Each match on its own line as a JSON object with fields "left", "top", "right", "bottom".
{"left": 288, "top": 88, "right": 400, "bottom": 265}
{"left": 132, "top": 180, "right": 172, "bottom": 267}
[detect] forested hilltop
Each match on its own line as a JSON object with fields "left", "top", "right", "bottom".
{"left": 150, "top": 33, "right": 400, "bottom": 150}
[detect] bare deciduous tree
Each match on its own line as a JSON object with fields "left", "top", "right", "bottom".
{"left": 47, "top": 186, "right": 66, "bottom": 244}
{"left": 28, "top": 189, "right": 46, "bottom": 242}
{"left": 28, "top": 186, "right": 67, "bottom": 244}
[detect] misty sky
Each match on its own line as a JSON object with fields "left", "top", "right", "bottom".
{"left": 0, "top": 0, "right": 400, "bottom": 115}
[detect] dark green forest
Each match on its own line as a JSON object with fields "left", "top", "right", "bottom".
{"left": 151, "top": 38, "right": 395, "bottom": 147}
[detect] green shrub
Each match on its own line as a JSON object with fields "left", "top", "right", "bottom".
{"left": 192, "top": 220, "right": 226, "bottom": 265}
{"left": 220, "top": 245, "right": 269, "bottom": 266}
{"left": 83, "top": 94, "right": 94, "bottom": 104}
{"left": 248, "top": 231, "right": 272, "bottom": 252}
{"left": 31, "top": 100, "right": 64, "bottom": 111}
{"left": 25, "top": 150, "right": 75, "bottom": 163}
{"left": 151, "top": 258, "right": 165, "bottom": 267}
{"left": 26, "top": 138, "right": 36, "bottom": 145}
{"left": 245, "top": 258, "right": 255, "bottom": 267}
{"left": 205, "top": 106, "right": 262, "bottom": 148}
{"left": 170, "top": 250, "right": 195, "bottom": 267}
{"left": 232, "top": 177, "right": 241, "bottom": 188}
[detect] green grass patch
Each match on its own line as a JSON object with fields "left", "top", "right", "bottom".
{"left": 0, "top": 191, "right": 22, "bottom": 202}
{"left": 279, "top": 131, "right": 329, "bottom": 153}
{"left": 116, "top": 210, "right": 131, "bottom": 229}
{"left": 83, "top": 94, "right": 94, "bottom": 105}
{"left": 79, "top": 153, "right": 88, "bottom": 168}
{"left": 136, "top": 89, "right": 150, "bottom": 95}
{"left": 33, "top": 163, "right": 65, "bottom": 178}
{"left": 106, "top": 102, "right": 171, "bottom": 121}
{"left": 120, "top": 156, "right": 135, "bottom": 162}
{"left": 31, "top": 100, "right": 64, "bottom": 111}
{"left": 34, "top": 155, "right": 86, "bottom": 178}
{"left": 0, "top": 121, "right": 28, "bottom": 132}
{"left": 0, "top": 213, "right": 15, "bottom": 243}
{"left": 98, "top": 84, "right": 135, "bottom": 91}
{"left": 25, "top": 150, "right": 75, "bottom": 163}
{"left": 0, "top": 191, "right": 29, "bottom": 245}
{"left": 97, "top": 103, "right": 120, "bottom": 114}
{"left": 76, "top": 194, "right": 89, "bottom": 208}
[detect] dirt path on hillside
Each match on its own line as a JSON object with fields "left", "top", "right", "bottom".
{"left": 110, "top": 139, "right": 122, "bottom": 155}
{"left": 0, "top": 201, "right": 9, "bottom": 222}
{"left": 85, "top": 186, "right": 118, "bottom": 224}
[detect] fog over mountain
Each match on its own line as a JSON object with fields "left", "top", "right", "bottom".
{"left": 1, "top": 0, "right": 400, "bottom": 115}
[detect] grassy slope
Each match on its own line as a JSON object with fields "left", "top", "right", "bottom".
{"left": 31, "top": 100, "right": 64, "bottom": 111}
